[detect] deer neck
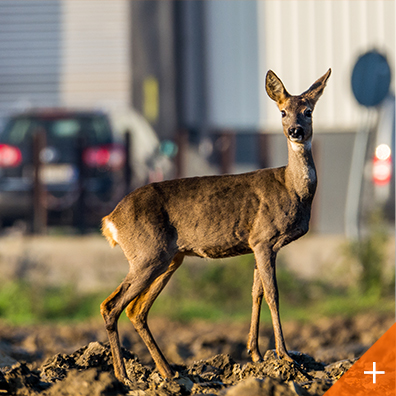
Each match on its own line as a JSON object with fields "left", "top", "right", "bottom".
{"left": 285, "top": 139, "right": 317, "bottom": 201}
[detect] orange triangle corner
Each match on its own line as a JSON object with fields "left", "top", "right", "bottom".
{"left": 324, "top": 322, "right": 396, "bottom": 396}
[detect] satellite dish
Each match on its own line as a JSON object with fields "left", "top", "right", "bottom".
{"left": 351, "top": 50, "right": 391, "bottom": 107}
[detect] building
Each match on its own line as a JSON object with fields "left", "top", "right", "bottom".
{"left": 0, "top": 0, "right": 394, "bottom": 233}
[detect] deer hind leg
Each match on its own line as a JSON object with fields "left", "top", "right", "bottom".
{"left": 100, "top": 259, "right": 174, "bottom": 385}
{"left": 125, "top": 253, "right": 184, "bottom": 379}
{"left": 252, "top": 243, "right": 293, "bottom": 362}
{"left": 247, "top": 265, "right": 264, "bottom": 362}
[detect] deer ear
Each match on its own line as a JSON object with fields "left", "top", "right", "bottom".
{"left": 303, "top": 68, "right": 331, "bottom": 106}
{"left": 266, "top": 70, "right": 290, "bottom": 105}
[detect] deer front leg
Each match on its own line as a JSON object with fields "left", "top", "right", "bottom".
{"left": 247, "top": 265, "right": 264, "bottom": 362}
{"left": 252, "top": 243, "right": 292, "bottom": 362}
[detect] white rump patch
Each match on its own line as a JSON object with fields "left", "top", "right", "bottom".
{"left": 106, "top": 219, "right": 119, "bottom": 245}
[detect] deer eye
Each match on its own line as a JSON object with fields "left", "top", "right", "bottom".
{"left": 281, "top": 110, "right": 286, "bottom": 118}
{"left": 305, "top": 109, "right": 312, "bottom": 118}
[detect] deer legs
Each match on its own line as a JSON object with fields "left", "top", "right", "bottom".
{"left": 125, "top": 254, "right": 184, "bottom": 379}
{"left": 250, "top": 244, "right": 292, "bottom": 362}
{"left": 247, "top": 266, "right": 264, "bottom": 362}
{"left": 102, "top": 244, "right": 292, "bottom": 386}
{"left": 100, "top": 254, "right": 183, "bottom": 384}
{"left": 101, "top": 280, "right": 136, "bottom": 384}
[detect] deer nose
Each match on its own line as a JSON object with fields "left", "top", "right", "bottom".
{"left": 288, "top": 127, "right": 304, "bottom": 141}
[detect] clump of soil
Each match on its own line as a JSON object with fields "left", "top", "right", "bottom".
{"left": 0, "top": 313, "right": 392, "bottom": 395}
{"left": 0, "top": 340, "right": 355, "bottom": 395}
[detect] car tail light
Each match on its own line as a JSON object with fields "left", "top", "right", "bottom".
{"left": 0, "top": 144, "right": 22, "bottom": 167}
{"left": 373, "top": 143, "right": 392, "bottom": 186}
{"left": 83, "top": 144, "right": 126, "bottom": 171}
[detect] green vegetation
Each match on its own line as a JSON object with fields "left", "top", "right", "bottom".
{"left": 150, "top": 250, "right": 394, "bottom": 323}
{"left": 0, "top": 219, "right": 393, "bottom": 325}
{"left": 342, "top": 211, "right": 394, "bottom": 298}
{"left": 0, "top": 280, "right": 103, "bottom": 324}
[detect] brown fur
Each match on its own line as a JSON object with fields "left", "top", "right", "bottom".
{"left": 100, "top": 69, "right": 331, "bottom": 385}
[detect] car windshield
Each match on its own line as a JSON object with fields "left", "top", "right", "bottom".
{"left": 0, "top": 114, "right": 112, "bottom": 147}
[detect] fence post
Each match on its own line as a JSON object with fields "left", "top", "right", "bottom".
{"left": 124, "top": 130, "right": 132, "bottom": 194}
{"left": 75, "top": 136, "right": 86, "bottom": 233}
{"left": 219, "top": 131, "right": 236, "bottom": 175}
{"left": 32, "top": 130, "right": 47, "bottom": 234}
{"left": 175, "top": 129, "right": 188, "bottom": 179}
{"left": 257, "top": 133, "right": 269, "bottom": 169}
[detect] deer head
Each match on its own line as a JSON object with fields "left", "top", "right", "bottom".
{"left": 266, "top": 69, "right": 331, "bottom": 144}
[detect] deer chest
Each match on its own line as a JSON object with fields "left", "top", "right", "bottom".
{"left": 272, "top": 201, "right": 312, "bottom": 250}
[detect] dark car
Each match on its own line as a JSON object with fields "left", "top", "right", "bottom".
{"left": 0, "top": 109, "right": 126, "bottom": 228}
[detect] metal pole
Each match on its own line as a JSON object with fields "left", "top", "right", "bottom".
{"left": 344, "top": 108, "right": 374, "bottom": 240}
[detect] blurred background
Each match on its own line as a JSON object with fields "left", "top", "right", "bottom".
{"left": 0, "top": 1, "right": 393, "bottom": 328}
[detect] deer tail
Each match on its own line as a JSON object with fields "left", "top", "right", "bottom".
{"left": 101, "top": 215, "right": 118, "bottom": 248}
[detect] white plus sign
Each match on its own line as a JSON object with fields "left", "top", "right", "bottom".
{"left": 364, "top": 362, "right": 385, "bottom": 384}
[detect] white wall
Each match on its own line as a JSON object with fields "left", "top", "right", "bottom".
{"left": 258, "top": 0, "right": 395, "bottom": 133}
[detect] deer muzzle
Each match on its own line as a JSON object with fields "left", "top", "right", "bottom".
{"left": 287, "top": 127, "right": 305, "bottom": 142}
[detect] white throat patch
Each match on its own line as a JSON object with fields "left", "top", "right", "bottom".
{"left": 290, "top": 140, "right": 312, "bottom": 152}
{"left": 289, "top": 139, "right": 316, "bottom": 183}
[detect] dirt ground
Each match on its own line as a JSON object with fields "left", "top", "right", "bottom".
{"left": 0, "top": 233, "right": 393, "bottom": 394}
{"left": 0, "top": 312, "right": 393, "bottom": 395}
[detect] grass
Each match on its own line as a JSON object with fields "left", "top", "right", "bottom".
{"left": 149, "top": 253, "right": 395, "bottom": 323}
{"left": 0, "top": 222, "right": 394, "bottom": 325}
{"left": 0, "top": 261, "right": 393, "bottom": 325}
{"left": 0, "top": 280, "right": 103, "bottom": 324}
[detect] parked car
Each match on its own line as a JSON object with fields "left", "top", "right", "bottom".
{"left": 0, "top": 109, "right": 126, "bottom": 228}
{"left": 108, "top": 108, "right": 176, "bottom": 188}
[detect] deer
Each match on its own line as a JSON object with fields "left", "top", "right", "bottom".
{"left": 100, "top": 68, "right": 331, "bottom": 385}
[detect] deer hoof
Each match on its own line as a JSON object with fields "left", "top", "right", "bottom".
{"left": 283, "top": 354, "right": 294, "bottom": 363}
{"left": 273, "top": 347, "right": 294, "bottom": 363}
{"left": 277, "top": 350, "right": 294, "bottom": 363}
{"left": 248, "top": 349, "right": 263, "bottom": 363}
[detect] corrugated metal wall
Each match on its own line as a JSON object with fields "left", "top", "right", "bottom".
{"left": 60, "top": 0, "right": 131, "bottom": 110}
{"left": 0, "top": 1, "right": 61, "bottom": 120}
{"left": 258, "top": 0, "right": 395, "bottom": 133}
{"left": 0, "top": 0, "right": 131, "bottom": 123}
